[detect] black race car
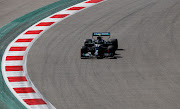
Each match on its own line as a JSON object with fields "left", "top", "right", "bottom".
{"left": 81, "top": 32, "right": 118, "bottom": 59}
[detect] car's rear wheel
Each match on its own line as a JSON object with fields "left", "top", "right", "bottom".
{"left": 84, "top": 39, "right": 92, "bottom": 46}
{"left": 110, "top": 39, "right": 118, "bottom": 50}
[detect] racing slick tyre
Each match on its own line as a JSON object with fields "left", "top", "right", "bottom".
{"left": 110, "top": 39, "right": 118, "bottom": 50}
{"left": 81, "top": 46, "right": 88, "bottom": 58}
{"left": 84, "top": 39, "right": 92, "bottom": 47}
{"left": 107, "top": 45, "right": 115, "bottom": 57}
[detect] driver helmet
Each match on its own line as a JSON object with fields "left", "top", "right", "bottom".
{"left": 97, "top": 36, "right": 103, "bottom": 44}
{"left": 97, "top": 36, "right": 102, "bottom": 40}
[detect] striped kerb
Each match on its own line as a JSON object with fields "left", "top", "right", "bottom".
{"left": 50, "top": 14, "right": 69, "bottom": 18}
{"left": 23, "top": 99, "right": 47, "bottom": 105}
{"left": 5, "top": 66, "right": 23, "bottom": 71}
{"left": 24, "top": 30, "right": 43, "bottom": 34}
{"left": 8, "top": 76, "right": 27, "bottom": 82}
{"left": 9, "top": 47, "right": 27, "bottom": 51}
{"left": 13, "top": 87, "right": 35, "bottom": 93}
{"left": 6, "top": 56, "right": 23, "bottom": 61}
{"left": 16, "top": 39, "right": 34, "bottom": 42}
{"left": 36, "top": 22, "right": 55, "bottom": 26}
{"left": 85, "top": 0, "right": 104, "bottom": 3}
{"left": 67, "top": 7, "right": 85, "bottom": 10}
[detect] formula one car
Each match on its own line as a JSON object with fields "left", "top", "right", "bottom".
{"left": 81, "top": 32, "right": 118, "bottom": 59}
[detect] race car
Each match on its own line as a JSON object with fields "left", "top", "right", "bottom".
{"left": 81, "top": 32, "right": 118, "bottom": 59}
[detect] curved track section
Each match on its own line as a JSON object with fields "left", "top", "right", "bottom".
{"left": 28, "top": 0, "right": 180, "bottom": 109}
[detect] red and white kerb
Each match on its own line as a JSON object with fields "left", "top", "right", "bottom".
{"left": 1, "top": 0, "right": 105, "bottom": 109}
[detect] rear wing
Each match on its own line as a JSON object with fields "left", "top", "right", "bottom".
{"left": 92, "top": 32, "right": 110, "bottom": 36}
{"left": 92, "top": 32, "right": 110, "bottom": 39}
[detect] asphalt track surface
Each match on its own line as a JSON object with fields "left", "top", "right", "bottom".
{"left": 27, "top": 0, "right": 180, "bottom": 109}
{"left": 0, "top": 0, "right": 58, "bottom": 28}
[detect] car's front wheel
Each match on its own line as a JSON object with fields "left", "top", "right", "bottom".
{"left": 81, "top": 46, "right": 88, "bottom": 58}
{"left": 107, "top": 45, "right": 115, "bottom": 57}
